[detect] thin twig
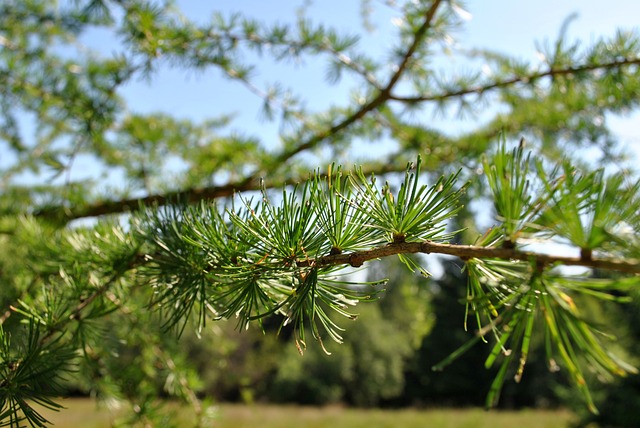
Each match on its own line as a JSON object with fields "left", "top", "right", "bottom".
{"left": 297, "top": 240, "right": 640, "bottom": 274}
{"left": 267, "top": 0, "right": 444, "bottom": 164}
{"left": 36, "top": 2, "right": 445, "bottom": 222}
{"left": 34, "top": 8, "right": 640, "bottom": 224}
{"left": 388, "top": 57, "right": 640, "bottom": 103}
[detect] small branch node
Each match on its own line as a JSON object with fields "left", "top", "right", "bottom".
{"left": 503, "top": 239, "right": 515, "bottom": 250}
{"left": 349, "top": 254, "right": 365, "bottom": 267}
{"left": 392, "top": 233, "right": 406, "bottom": 243}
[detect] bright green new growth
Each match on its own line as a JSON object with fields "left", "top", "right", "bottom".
{"left": 0, "top": 324, "right": 70, "bottom": 428}
{"left": 3, "top": 145, "right": 640, "bottom": 425}
{"left": 141, "top": 156, "right": 464, "bottom": 353}
{"left": 350, "top": 157, "right": 466, "bottom": 275}
{"left": 350, "top": 157, "right": 464, "bottom": 244}
{"left": 451, "top": 144, "right": 640, "bottom": 413}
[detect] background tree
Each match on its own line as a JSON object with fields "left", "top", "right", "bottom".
{"left": 1, "top": 1, "right": 640, "bottom": 427}
{"left": 400, "top": 259, "right": 561, "bottom": 409}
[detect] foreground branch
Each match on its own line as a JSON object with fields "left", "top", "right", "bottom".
{"left": 298, "top": 240, "right": 640, "bottom": 274}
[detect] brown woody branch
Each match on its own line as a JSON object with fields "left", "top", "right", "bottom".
{"left": 297, "top": 240, "right": 640, "bottom": 274}
{"left": 37, "top": 8, "right": 640, "bottom": 224}
{"left": 388, "top": 57, "right": 640, "bottom": 103}
{"left": 37, "top": 2, "right": 444, "bottom": 223}
{"left": 38, "top": 179, "right": 259, "bottom": 221}
{"left": 36, "top": 162, "right": 408, "bottom": 222}
{"left": 268, "top": 0, "right": 443, "bottom": 164}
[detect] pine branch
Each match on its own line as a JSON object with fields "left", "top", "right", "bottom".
{"left": 30, "top": 8, "right": 640, "bottom": 226}
{"left": 298, "top": 240, "right": 640, "bottom": 274}
{"left": 225, "top": 29, "right": 382, "bottom": 89}
{"left": 267, "top": 0, "right": 444, "bottom": 164}
{"left": 35, "top": 1, "right": 444, "bottom": 223}
{"left": 34, "top": 270, "right": 123, "bottom": 345}
{"left": 36, "top": 180, "right": 254, "bottom": 222}
{"left": 388, "top": 57, "right": 640, "bottom": 102}
{"left": 34, "top": 155, "right": 419, "bottom": 222}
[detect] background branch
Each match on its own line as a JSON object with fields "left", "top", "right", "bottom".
{"left": 264, "top": 0, "right": 443, "bottom": 164}
{"left": 36, "top": 1, "right": 445, "bottom": 223}
{"left": 388, "top": 57, "right": 640, "bottom": 102}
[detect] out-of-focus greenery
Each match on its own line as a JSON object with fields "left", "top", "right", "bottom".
{"left": 37, "top": 399, "right": 577, "bottom": 428}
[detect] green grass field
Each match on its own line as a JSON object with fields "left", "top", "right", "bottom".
{"left": 33, "top": 399, "right": 575, "bottom": 428}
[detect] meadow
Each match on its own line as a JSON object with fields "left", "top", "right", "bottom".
{"left": 36, "top": 399, "right": 575, "bottom": 428}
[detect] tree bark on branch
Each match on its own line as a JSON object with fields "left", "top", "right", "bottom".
{"left": 298, "top": 240, "right": 640, "bottom": 274}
